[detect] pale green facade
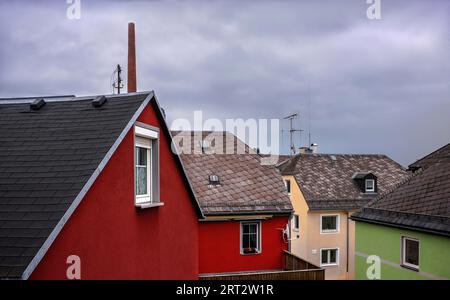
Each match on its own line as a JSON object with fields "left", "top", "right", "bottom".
{"left": 355, "top": 222, "right": 450, "bottom": 280}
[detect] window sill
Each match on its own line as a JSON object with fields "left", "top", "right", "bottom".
{"left": 400, "top": 264, "right": 419, "bottom": 272}
{"left": 135, "top": 202, "right": 164, "bottom": 209}
{"left": 320, "top": 263, "right": 338, "bottom": 268}
{"left": 320, "top": 230, "right": 339, "bottom": 234}
{"left": 240, "top": 252, "right": 261, "bottom": 256}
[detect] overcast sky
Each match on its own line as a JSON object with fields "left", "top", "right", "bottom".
{"left": 0, "top": 0, "right": 449, "bottom": 166}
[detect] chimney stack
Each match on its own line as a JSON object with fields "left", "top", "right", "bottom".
{"left": 127, "top": 22, "right": 137, "bottom": 93}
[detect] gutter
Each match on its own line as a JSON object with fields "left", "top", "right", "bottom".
{"left": 351, "top": 215, "right": 450, "bottom": 238}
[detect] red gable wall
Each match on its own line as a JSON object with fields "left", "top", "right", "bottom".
{"left": 30, "top": 101, "right": 199, "bottom": 279}
{"left": 199, "top": 216, "right": 289, "bottom": 274}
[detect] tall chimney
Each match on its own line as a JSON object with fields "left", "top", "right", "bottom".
{"left": 127, "top": 22, "right": 137, "bottom": 93}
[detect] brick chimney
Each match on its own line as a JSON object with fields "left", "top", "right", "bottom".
{"left": 127, "top": 22, "right": 137, "bottom": 93}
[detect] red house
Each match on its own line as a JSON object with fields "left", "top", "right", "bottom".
{"left": 174, "top": 131, "right": 293, "bottom": 276}
{"left": 0, "top": 92, "right": 203, "bottom": 279}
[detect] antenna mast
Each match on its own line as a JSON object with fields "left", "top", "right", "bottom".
{"left": 112, "top": 64, "right": 124, "bottom": 94}
{"left": 283, "top": 112, "right": 303, "bottom": 155}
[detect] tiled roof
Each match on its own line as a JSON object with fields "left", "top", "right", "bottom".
{"left": 353, "top": 143, "right": 450, "bottom": 236}
{"left": 173, "top": 131, "right": 293, "bottom": 215}
{"left": 279, "top": 154, "right": 409, "bottom": 210}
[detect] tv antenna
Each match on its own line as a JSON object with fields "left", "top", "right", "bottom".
{"left": 283, "top": 112, "right": 303, "bottom": 155}
{"left": 111, "top": 64, "right": 124, "bottom": 94}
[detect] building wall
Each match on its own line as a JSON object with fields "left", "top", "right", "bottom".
{"left": 198, "top": 216, "right": 289, "bottom": 274}
{"left": 285, "top": 176, "right": 355, "bottom": 280}
{"left": 30, "top": 101, "right": 200, "bottom": 279}
{"left": 355, "top": 222, "right": 450, "bottom": 280}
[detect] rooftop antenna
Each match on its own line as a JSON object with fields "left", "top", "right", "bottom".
{"left": 283, "top": 112, "right": 303, "bottom": 155}
{"left": 111, "top": 64, "right": 124, "bottom": 94}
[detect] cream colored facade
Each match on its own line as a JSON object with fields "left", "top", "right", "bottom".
{"left": 284, "top": 175, "right": 355, "bottom": 280}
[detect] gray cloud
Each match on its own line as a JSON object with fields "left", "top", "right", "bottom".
{"left": 0, "top": 0, "right": 449, "bottom": 165}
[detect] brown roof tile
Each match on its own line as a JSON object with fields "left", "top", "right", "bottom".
{"left": 173, "top": 131, "right": 292, "bottom": 215}
{"left": 279, "top": 154, "right": 409, "bottom": 210}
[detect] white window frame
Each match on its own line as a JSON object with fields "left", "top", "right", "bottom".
{"left": 135, "top": 139, "right": 152, "bottom": 205}
{"left": 293, "top": 214, "right": 299, "bottom": 232}
{"left": 320, "top": 214, "right": 340, "bottom": 234}
{"left": 240, "top": 221, "right": 262, "bottom": 255}
{"left": 401, "top": 236, "right": 420, "bottom": 270}
{"left": 365, "top": 179, "right": 375, "bottom": 193}
{"left": 320, "top": 247, "right": 339, "bottom": 267}
{"left": 134, "top": 124, "right": 161, "bottom": 209}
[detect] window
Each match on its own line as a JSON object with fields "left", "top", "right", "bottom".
{"left": 293, "top": 215, "right": 299, "bottom": 231}
{"left": 135, "top": 145, "right": 151, "bottom": 197}
{"left": 284, "top": 180, "right": 291, "bottom": 194}
{"left": 241, "top": 222, "right": 261, "bottom": 254}
{"left": 320, "top": 214, "right": 339, "bottom": 233}
{"left": 365, "top": 179, "right": 375, "bottom": 193}
{"left": 134, "top": 124, "right": 160, "bottom": 208}
{"left": 320, "top": 248, "right": 339, "bottom": 266}
{"left": 402, "top": 237, "right": 419, "bottom": 270}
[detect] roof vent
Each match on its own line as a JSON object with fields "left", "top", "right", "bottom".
{"left": 92, "top": 96, "right": 107, "bottom": 108}
{"left": 30, "top": 98, "right": 46, "bottom": 110}
{"left": 209, "top": 175, "right": 220, "bottom": 185}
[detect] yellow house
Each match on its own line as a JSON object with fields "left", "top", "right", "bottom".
{"left": 278, "top": 153, "right": 409, "bottom": 280}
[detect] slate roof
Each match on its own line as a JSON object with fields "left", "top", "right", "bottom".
{"left": 0, "top": 93, "right": 156, "bottom": 279}
{"left": 173, "top": 131, "right": 293, "bottom": 215}
{"left": 0, "top": 92, "right": 204, "bottom": 279}
{"left": 352, "top": 143, "right": 450, "bottom": 236}
{"left": 278, "top": 154, "right": 409, "bottom": 211}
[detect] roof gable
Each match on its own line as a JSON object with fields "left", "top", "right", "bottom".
{"left": 0, "top": 92, "right": 203, "bottom": 279}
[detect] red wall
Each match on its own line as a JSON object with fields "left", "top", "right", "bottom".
{"left": 199, "top": 216, "right": 289, "bottom": 274}
{"left": 30, "top": 101, "right": 200, "bottom": 279}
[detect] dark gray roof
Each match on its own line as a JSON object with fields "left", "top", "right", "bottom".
{"left": 173, "top": 131, "right": 293, "bottom": 216}
{"left": 279, "top": 154, "right": 409, "bottom": 211}
{"left": 0, "top": 92, "right": 154, "bottom": 279}
{"left": 352, "top": 143, "right": 450, "bottom": 236}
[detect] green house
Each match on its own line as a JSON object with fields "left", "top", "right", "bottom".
{"left": 352, "top": 143, "right": 450, "bottom": 280}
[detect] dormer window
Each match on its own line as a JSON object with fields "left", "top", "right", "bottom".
{"left": 209, "top": 175, "right": 220, "bottom": 185}
{"left": 365, "top": 179, "right": 375, "bottom": 193}
{"left": 352, "top": 172, "right": 377, "bottom": 194}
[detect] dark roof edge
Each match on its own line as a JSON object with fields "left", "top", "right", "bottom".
{"left": 20, "top": 91, "right": 155, "bottom": 280}
{"left": 204, "top": 210, "right": 293, "bottom": 217}
{"left": 351, "top": 210, "right": 450, "bottom": 237}
{"left": 408, "top": 142, "right": 450, "bottom": 169}
{"left": 151, "top": 95, "right": 205, "bottom": 219}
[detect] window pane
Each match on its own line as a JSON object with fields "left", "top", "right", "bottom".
{"left": 405, "top": 239, "right": 419, "bottom": 266}
{"left": 242, "top": 234, "right": 250, "bottom": 249}
{"left": 294, "top": 215, "right": 299, "bottom": 229}
{"left": 285, "top": 180, "right": 291, "bottom": 193}
{"left": 249, "top": 224, "right": 257, "bottom": 234}
{"left": 321, "top": 250, "right": 328, "bottom": 264}
{"left": 243, "top": 224, "right": 250, "bottom": 234}
{"left": 136, "top": 166, "right": 147, "bottom": 195}
{"left": 322, "top": 216, "right": 337, "bottom": 230}
{"left": 330, "top": 249, "right": 337, "bottom": 263}
{"left": 249, "top": 234, "right": 257, "bottom": 248}
{"left": 137, "top": 147, "right": 147, "bottom": 166}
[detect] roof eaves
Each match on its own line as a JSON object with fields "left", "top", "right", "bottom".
{"left": 351, "top": 209, "right": 450, "bottom": 237}
{"left": 20, "top": 91, "right": 154, "bottom": 280}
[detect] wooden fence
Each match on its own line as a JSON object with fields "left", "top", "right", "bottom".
{"left": 199, "top": 251, "right": 324, "bottom": 280}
